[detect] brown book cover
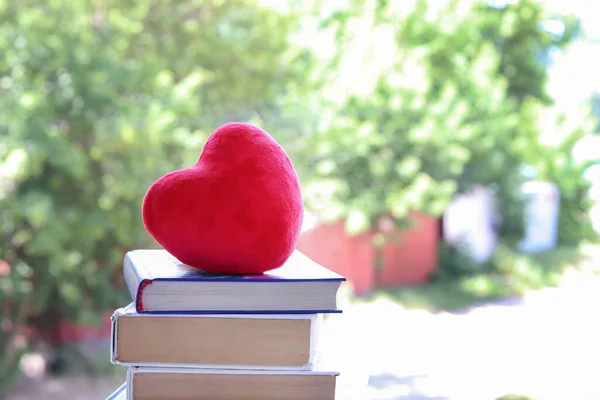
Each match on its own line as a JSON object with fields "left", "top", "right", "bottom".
{"left": 126, "top": 366, "right": 338, "bottom": 400}
{"left": 110, "top": 304, "right": 323, "bottom": 370}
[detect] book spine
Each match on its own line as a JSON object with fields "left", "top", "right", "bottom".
{"left": 123, "top": 253, "right": 151, "bottom": 312}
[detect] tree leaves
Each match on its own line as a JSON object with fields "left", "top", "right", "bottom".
{"left": 0, "top": 0, "right": 317, "bottom": 385}
{"left": 306, "top": 0, "right": 595, "bottom": 242}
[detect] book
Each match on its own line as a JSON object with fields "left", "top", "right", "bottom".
{"left": 126, "top": 366, "right": 338, "bottom": 400}
{"left": 110, "top": 303, "right": 323, "bottom": 370}
{"left": 124, "top": 249, "right": 345, "bottom": 314}
{"left": 105, "top": 382, "right": 126, "bottom": 400}
{"left": 106, "top": 351, "right": 368, "bottom": 400}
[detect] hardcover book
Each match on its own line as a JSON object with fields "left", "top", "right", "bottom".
{"left": 126, "top": 366, "right": 338, "bottom": 400}
{"left": 110, "top": 303, "right": 323, "bottom": 370}
{"left": 124, "top": 249, "right": 345, "bottom": 314}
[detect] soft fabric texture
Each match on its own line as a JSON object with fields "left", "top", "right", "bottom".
{"left": 142, "top": 122, "right": 304, "bottom": 274}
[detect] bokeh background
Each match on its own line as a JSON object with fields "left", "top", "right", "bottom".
{"left": 1, "top": 0, "right": 599, "bottom": 399}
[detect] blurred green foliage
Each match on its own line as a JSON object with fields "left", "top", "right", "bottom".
{"left": 0, "top": 0, "right": 598, "bottom": 394}
{"left": 0, "top": 0, "right": 316, "bottom": 392}
{"left": 0, "top": 261, "right": 28, "bottom": 396}
{"left": 304, "top": 0, "right": 597, "bottom": 244}
{"left": 496, "top": 395, "right": 536, "bottom": 400}
{"left": 365, "top": 244, "right": 587, "bottom": 311}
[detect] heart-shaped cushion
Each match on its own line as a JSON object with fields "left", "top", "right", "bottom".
{"left": 142, "top": 122, "right": 304, "bottom": 274}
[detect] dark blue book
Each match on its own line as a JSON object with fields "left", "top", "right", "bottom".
{"left": 105, "top": 382, "right": 126, "bottom": 400}
{"left": 124, "top": 249, "right": 346, "bottom": 314}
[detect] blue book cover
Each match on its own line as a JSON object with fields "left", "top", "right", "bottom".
{"left": 105, "top": 382, "right": 126, "bottom": 400}
{"left": 124, "top": 249, "right": 346, "bottom": 314}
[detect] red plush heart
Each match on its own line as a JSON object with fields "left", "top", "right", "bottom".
{"left": 141, "top": 122, "right": 304, "bottom": 274}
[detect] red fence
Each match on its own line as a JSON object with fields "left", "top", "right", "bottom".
{"left": 297, "top": 212, "right": 439, "bottom": 294}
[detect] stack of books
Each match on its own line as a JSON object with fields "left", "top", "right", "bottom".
{"left": 106, "top": 249, "right": 346, "bottom": 400}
